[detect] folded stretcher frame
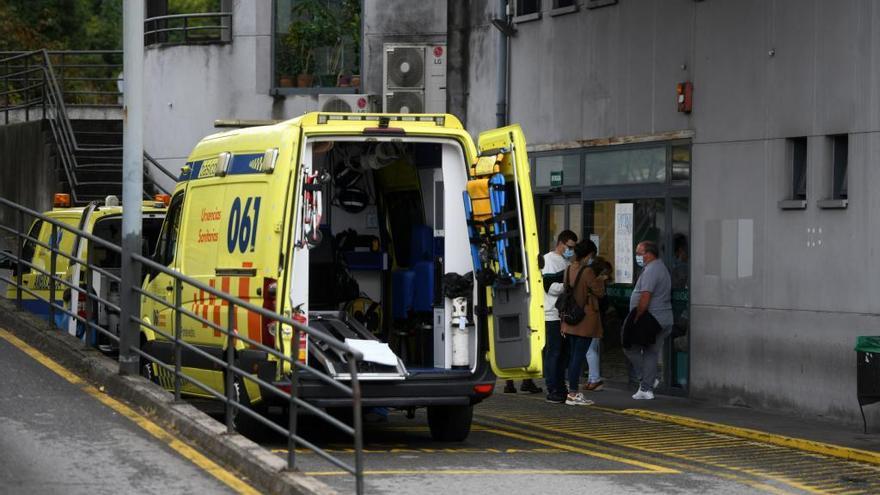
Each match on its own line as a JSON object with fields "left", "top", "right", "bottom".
{"left": 462, "top": 151, "right": 523, "bottom": 287}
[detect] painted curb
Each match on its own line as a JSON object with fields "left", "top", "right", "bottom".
{"left": 622, "top": 408, "right": 880, "bottom": 466}
{"left": 0, "top": 299, "right": 337, "bottom": 495}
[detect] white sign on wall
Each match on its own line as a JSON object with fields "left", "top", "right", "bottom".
{"left": 614, "top": 203, "right": 634, "bottom": 284}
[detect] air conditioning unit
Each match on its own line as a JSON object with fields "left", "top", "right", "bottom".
{"left": 383, "top": 43, "right": 446, "bottom": 113}
{"left": 318, "top": 94, "right": 379, "bottom": 113}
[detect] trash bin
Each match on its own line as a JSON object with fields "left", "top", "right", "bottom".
{"left": 855, "top": 336, "right": 880, "bottom": 433}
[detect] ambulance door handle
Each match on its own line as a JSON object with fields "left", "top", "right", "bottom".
{"left": 165, "top": 285, "right": 174, "bottom": 292}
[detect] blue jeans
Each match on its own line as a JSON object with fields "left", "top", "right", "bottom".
{"left": 586, "top": 337, "right": 601, "bottom": 383}
{"left": 566, "top": 335, "right": 591, "bottom": 393}
{"left": 543, "top": 320, "right": 567, "bottom": 395}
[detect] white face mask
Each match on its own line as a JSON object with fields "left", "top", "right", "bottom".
{"left": 563, "top": 248, "right": 574, "bottom": 259}
{"left": 635, "top": 254, "right": 645, "bottom": 267}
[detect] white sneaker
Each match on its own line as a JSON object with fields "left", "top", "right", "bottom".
{"left": 565, "top": 392, "right": 594, "bottom": 406}
{"left": 632, "top": 389, "right": 655, "bottom": 400}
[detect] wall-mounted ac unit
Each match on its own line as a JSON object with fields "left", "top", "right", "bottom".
{"left": 383, "top": 43, "right": 446, "bottom": 113}
{"left": 318, "top": 94, "right": 379, "bottom": 113}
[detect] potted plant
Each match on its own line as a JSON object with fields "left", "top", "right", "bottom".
{"left": 285, "top": 0, "right": 338, "bottom": 88}
{"left": 276, "top": 42, "right": 297, "bottom": 87}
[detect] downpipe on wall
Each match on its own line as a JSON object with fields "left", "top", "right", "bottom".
{"left": 496, "top": 0, "right": 510, "bottom": 128}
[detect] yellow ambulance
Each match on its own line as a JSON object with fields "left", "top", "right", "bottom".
{"left": 139, "top": 113, "right": 543, "bottom": 440}
{"left": 2, "top": 194, "right": 166, "bottom": 344}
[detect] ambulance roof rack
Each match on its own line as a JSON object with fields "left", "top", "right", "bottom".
{"left": 316, "top": 113, "right": 445, "bottom": 127}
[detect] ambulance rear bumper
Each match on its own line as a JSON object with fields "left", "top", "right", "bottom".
{"left": 266, "top": 364, "right": 497, "bottom": 408}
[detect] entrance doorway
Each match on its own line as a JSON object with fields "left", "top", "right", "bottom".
{"left": 583, "top": 196, "right": 689, "bottom": 393}
{"left": 533, "top": 140, "right": 691, "bottom": 394}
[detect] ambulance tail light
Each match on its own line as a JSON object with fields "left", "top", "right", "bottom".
{"left": 261, "top": 277, "right": 277, "bottom": 348}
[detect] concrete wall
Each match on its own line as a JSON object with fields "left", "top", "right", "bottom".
{"left": 362, "top": 0, "right": 447, "bottom": 97}
{"left": 0, "top": 119, "right": 55, "bottom": 300}
{"left": 143, "top": 0, "right": 314, "bottom": 183}
{"left": 144, "top": 0, "right": 448, "bottom": 184}
{"left": 0, "top": 121, "right": 56, "bottom": 250}
{"left": 688, "top": 0, "right": 880, "bottom": 424}
{"left": 459, "top": 0, "right": 880, "bottom": 424}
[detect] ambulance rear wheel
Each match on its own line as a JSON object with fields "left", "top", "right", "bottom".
{"left": 427, "top": 405, "right": 473, "bottom": 442}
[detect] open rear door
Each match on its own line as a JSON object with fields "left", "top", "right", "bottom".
{"left": 67, "top": 203, "right": 98, "bottom": 337}
{"left": 470, "top": 124, "right": 543, "bottom": 379}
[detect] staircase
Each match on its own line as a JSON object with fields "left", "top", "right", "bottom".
{"left": 0, "top": 50, "right": 174, "bottom": 204}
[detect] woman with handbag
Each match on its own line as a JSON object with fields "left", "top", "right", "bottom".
{"left": 560, "top": 239, "right": 607, "bottom": 406}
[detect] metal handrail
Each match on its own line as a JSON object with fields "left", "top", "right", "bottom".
{"left": 144, "top": 151, "right": 179, "bottom": 182}
{"left": 0, "top": 50, "right": 170, "bottom": 202}
{"left": 0, "top": 50, "right": 122, "bottom": 107}
{"left": 145, "top": 12, "right": 232, "bottom": 46}
{"left": 0, "top": 195, "right": 365, "bottom": 493}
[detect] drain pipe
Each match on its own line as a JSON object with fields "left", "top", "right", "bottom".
{"left": 496, "top": 0, "right": 509, "bottom": 127}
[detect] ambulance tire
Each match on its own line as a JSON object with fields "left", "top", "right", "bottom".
{"left": 427, "top": 405, "right": 473, "bottom": 442}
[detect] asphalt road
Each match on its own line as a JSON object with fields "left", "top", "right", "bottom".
{"left": 0, "top": 335, "right": 244, "bottom": 495}
{"left": 243, "top": 388, "right": 880, "bottom": 495}
{"left": 250, "top": 404, "right": 775, "bottom": 494}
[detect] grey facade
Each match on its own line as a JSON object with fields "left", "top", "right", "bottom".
{"left": 454, "top": 0, "right": 880, "bottom": 424}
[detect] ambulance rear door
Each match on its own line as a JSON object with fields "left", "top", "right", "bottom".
{"left": 65, "top": 202, "right": 98, "bottom": 336}
{"left": 473, "top": 124, "right": 544, "bottom": 379}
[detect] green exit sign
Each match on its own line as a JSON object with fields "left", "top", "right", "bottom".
{"left": 550, "top": 170, "right": 563, "bottom": 187}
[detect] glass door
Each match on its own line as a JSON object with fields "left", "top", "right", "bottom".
{"left": 583, "top": 195, "right": 689, "bottom": 393}
{"left": 540, "top": 195, "right": 582, "bottom": 251}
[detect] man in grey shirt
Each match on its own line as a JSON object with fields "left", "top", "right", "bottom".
{"left": 625, "top": 240, "right": 673, "bottom": 400}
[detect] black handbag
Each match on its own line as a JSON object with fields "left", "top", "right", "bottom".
{"left": 555, "top": 266, "right": 588, "bottom": 326}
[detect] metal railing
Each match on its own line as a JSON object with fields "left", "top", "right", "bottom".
{"left": 145, "top": 13, "right": 233, "bottom": 46}
{"left": 0, "top": 50, "right": 122, "bottom": 107}
{"left": 0, "top": 196, "right": 365, "bottom": 493}
{"left": 0, "top": 50, "right": 171, "bottom": 203}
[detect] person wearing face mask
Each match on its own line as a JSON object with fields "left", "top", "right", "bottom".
{"left": 520, "top": 230, "right": 578, "bottom": 402}
{"left": 623, "top": 240, "right": 673, "bottom": 400}
{"left": 560, "top": 240, "right": 606, "bottom": 406}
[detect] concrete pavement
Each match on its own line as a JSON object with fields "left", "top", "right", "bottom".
{"left": 0, "top": 330, "right": 247, "bottom": 495}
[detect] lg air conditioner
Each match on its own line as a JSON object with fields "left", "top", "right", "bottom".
{"left": 383, "top": 43, "right": 446, "bottom": 113}
{"left": 318, "top": 94, "right": 379, "bottom": 113}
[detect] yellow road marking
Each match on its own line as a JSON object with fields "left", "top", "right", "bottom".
{"left": 0, "top": 328, "right": 260, "bottom": 495}
{"left": 482, "top": 427, "right": 679, "bottom": 473}
{"left": 622, "top": 408, "right": 880, "bottom": 466}
{"left": 272, "top": 447, "right": 566, "bottom": 454}
{"left": 306, "top": 469, "right": 662, "bottom": 476}
{"left": 476, "top": 414, "right": 801, "bottom": 495}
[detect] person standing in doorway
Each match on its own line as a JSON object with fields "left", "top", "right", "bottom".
{"left": 583, "top": 256, "right": 612, "bottom": 392}
{"left": 624, "top": 240, "right": 673, "bottom": 400}
{"left": 531, "top": 230, "right": 578, "bottom": 403}
{"left": 561, "top": 239, "right": 605, "bottom": 406}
